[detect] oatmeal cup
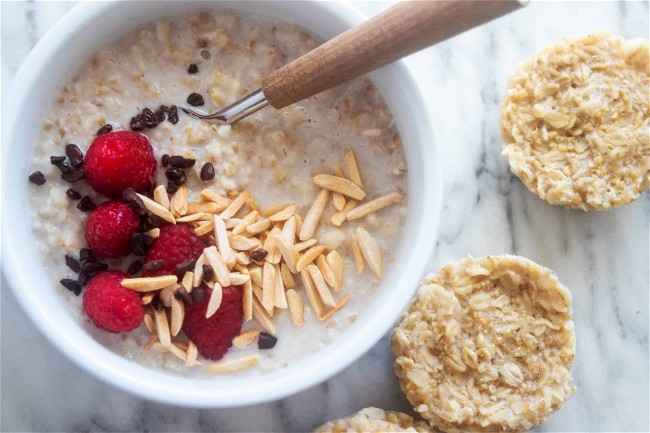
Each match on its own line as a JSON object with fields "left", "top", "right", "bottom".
{"left": 314, "top": 407, "right": 430, "bottom": 433}
{"left": 2, "top": 1, "right": 441, "bottom": 407}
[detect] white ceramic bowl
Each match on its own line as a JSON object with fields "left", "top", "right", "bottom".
{"left": 2, "top": 1, "right": 441, "bottom": 407}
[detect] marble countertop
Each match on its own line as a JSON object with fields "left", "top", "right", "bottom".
{"left": 1, "top": 1, "right": 648, "bottom": 432}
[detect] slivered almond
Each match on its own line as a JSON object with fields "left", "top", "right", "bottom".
{"left": 170, "top": 185, "right": 188, "bottom": 217}
{"left": 260, "top": 203, "right": 285, "bottom": 217}
{"left": 194, "top": 221, "right": 213, "bottom": 236}
{"left": 356, "top": 227, "right": 382, "bottom": 277}
{"left": 200, "top": 189, "right": 230, "bottom": 210}
{"left": 246, "top": 217, "right": 271, "bottom": 235}
{"left": 185, "top": 340, "right": 198, "bottom": 366}
{"left": 316, "top": 254, "right": 337, "bottom": 290}
{"left": 331, "top": 199, "right": 358, "bottom": 226}
{"left": 294, "top": 214, "right": 303, "bottom": 235}
{"left": 326, "top": 250, "right": 344, "bottom": 290}
{"left": 249, "top": 265, "right": 263, "bottom": 287}
{"left": 213, "top": 215, "right": 232, "bottom": 262}
{"left": 281, "top": 216, "right": 297, "bottom": 244}
{"left": 251, "top": 283, "right": 265, "bottom": 306}
{"left": 294, "top": 239, "right": 317, "bottom": 252}
{"left": 236, "top": 252, "right": 251, "bottom": 265}
{"left": 307, "top": 265, "right": 337, "bottom": 308}
{"left": 334, "top": 166, "right": 346, "bottom": 178}
{"left": 296, "top": 245, "right": 326, "bottom": 272}
{"left": 313, "top": 174, "right": 365, "bottom": 200}
{"left": 144, "top": 334, "right": 159, "bottom": 351}
{"left": 333, "top": 193, "right": 346, "bottom": 211}
{"left": 301, "top": 269, "right": 324, "bottom": 318}
{"left": 224, "top": 217, "right": 241, "bottom": 229}
{"left": 268, "top": 204, "right": 296, "bottom": 222}
{"left": 229, "top": 272, "right": 250, "bottom": 285}
{"left": 153, "top": 308, "right": 171, "bottom": 347}
{"left": 203, "top": 246, "right": 230, "bottom": 286}
{"left": 170, "top": 297, "right": 185, "bottom": 337}
{"left": 143, "top": 309, "right": 155, "bottom": 332}
{"left": 299, "top": 189, "right": 330, "bottom": 241}
{"left": 220, "top": 191, "right": 249, "bottom": 220}
{"left": 226, "top": 248, "right": 238, "bottom": 270}
{"left": 246, "top": 194, "right": 259, "bottom": 212}
{"left": 177, "top": 212, "right": 208, "bottom": 223}
{"left": 280, "top": 263, "right": 296, "bottom": 288}
{"left": 146, "top": 228, "right": 160, "bottom": 239}
{"left": 137, "top": 193, "right": 176, "bottom": 223}
{"left": 187, "top": 201, "right": 220, "bottom": 214}
{"left": 229, "top": 234, "right": 262, "bottom": 251}
{"left": 153, "top": 185, "right": 170, "bottom": 210}
{"left": 206, "top": 282, "right": 223, "bottom": 318}
{"left": 319, "top": 293, "right": 352, "bottom": 321}
{"left": 252, "top": 297, "right": 276, "bottom": 334}
{"left": 263, "top": 228, "right": 281, "bottom": 264}
{"left": 121, "top": 275, "right": 177, "bottom": 292}
{"left": 351, "top": 234, "right": 365, "bottom": 273}
{"left": 206, "top": 354, "right": 259, "bottom": 374}
{"left": 159, "top": 284, "right": 177, "bottom": 307}
{"left": 262, "top": 261, "right": 275, "bottom": 314}
{"left": 346, "top": 192, "right": 402, "bottom": 221}
{"left": 193, "top": 254, "right": 206, "bottom": 287}
{"left": 274, "top": 234, "right": 299, "bottom": 273}
{"left": 181, "top": 271, "right": 194, "bottom": 292}
{"left": 142, "top": 292, "right": 155, "bottom": 305}
{"left": 243, "top": 279, "right": 253, "bottom": 321}
{"left": 273, "top": 264, "right": 287, "bottom": 309}
{"left": 286, "top": 289, "right": 304, "bottom": 326}
{"left": 344, "top": 149, "right": 363, "bottom": 188}
{"left": 233, "top": 329, "right": 260, "bottom": 349}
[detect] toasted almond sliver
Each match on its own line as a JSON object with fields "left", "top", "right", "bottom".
{"left": 307, "top": 265, "right": 337, "bottom": 308}
{"left": 313, "top": 174, "right": 365, "bottom": 200}
{"left": 143, "top": 309, "right": 155, "bottom": 332}
{"left": 346, "top": 192, "right": 402, "bottom": 221}
{"left": 344, "top": 149, "right": 363, "bottom": 188}
{"left": 330, "top": 199, "right": 358, "bottom": 226}
{"left": 299, "top": 189, "right": 330, "bottom": 241}
{"left": 182, "top": 271, "right": 194, "bottom": 292}
{"left": 280, "top": 263, "right": 296, "bottom": 288}
{"left": 185, "top": 340, "right": 199, "bottom": 366}
{"left": 236, "top": 251, "right": 252, "bottom": 265}
{"left": 203, "top": 246, "right": 231, "bottom": 286}
{"left": 294, "top": 239, "right": 318, "bottom": 253}
{"left": 262, "top": 261, "right": 275, "bottom": 314}
{"left": 224, "top": 217, "right": 242, "bottom": 230}
{"left": 153, "top": 308, "right": 171, "bottom": 347}
{"left": 142, "top": 292, "right": 155, "bottom": 305}
{"left": 252, "top": 297, "right": 276, "bottom": 334}
{"left": 213, "top": 215, "right": 232, "bottom": 262}
{"left": 146, "top": 228, "right": 161, "bottom": 239}
{"left": 206, "top": 282, "right": 223, "bottom": 318}
{"left": 274, "top": 234, "right": 299, "bottom": 274}
{"left": 229, "top": 234, "right": 262, "bottom": 251}
{"left": 176, "top": 212, "right": 208, "bottom": 223}
{"left": 159, "top": 283, "right": 177, "bottom": 307}
{"left": 137, "top": 193, "right": 176, "bottom": 223}
{"left": 356, "top": 227, "right": 382, "bottom": 277}
{"left": 153, "top": 185, "right": 171, "bottom": 210}
{"left": 243, "top": 279, "right": 253, "bottom": 321}
{"left": 260, "top": 203, "right": 285, "bottom": 217}
{"left": 252, "top": 283, "right": 265, "bottom": 306}
{"left": 170, "top": 296, "right": 185, "bottom": 337}
{"left": 281, "top": 216, "right": 297, "bottom": 244}
{"left": 233, "top": 329, "right": 260, "bottom": 349}
{"left": 268, "top": 204, "right": 296, "bottom": 222}
{"left": 249, "top": 265, "right": 263, "bottom": 287}
{"left": 351, "top": 234, "right": 365, "bottom": 274}
{"left": 326, "top": 250, "right": 344, "bottom": 290}
{"left": 188, "top": 201, "right": 220, "bottom": 214}
{"left": 194, "top": 221, "right": 214, "bottom": 236}
{"left": 193, "top": 254, "right": 206, "bottom": 287}
{"left": 273, "top": 264, "right": 287, "bottom": 309}
{"left": 286, "top": 289, "right": 304, "bottom": 326}
{"left": 229, "top": 272, "right": 251, "bottom": 285}
{"left": 301, "top": 269, "right": 324, "bottom": 318}
{"left": 144, "top": 334, "right": 159, "bottom": 351}
{"left": 263, "top": 228, "right": 281, "bottom": 264}
{"left": 319, "top": 293, "right": 352, "bottom": 321}
{"left": 333, "top": 193, "right": 346, "bottom": 211}
{"left": 121, "top": 275, "right": 177, "bottom": 292}
{"left": 200, "top": 189, "right": 230, "bottom": 209}
{"left": 316, "top": 254, "right": 338, "bottom": 290}
{"left": 233, "top": 213, "right": 259, "bottom": 234}
{"left": 220, "top": 191, "right": 249, "bottom": 220}
{"left": 206, "top": 354, "right": 259, "bottom": 374}
{"left": 170, "top": 185, "right": 188, "bottom": 217}
{"left": 296, "top": 245, "right": 326, "bottom": 272}
{"left": 246, "top": 217, "right": 272, "bottom": 235}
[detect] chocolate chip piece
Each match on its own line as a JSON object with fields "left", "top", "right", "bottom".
{"left": 155, "top": 109, "right": 165, "bottom": 123}
{"left": 145, "top": 179, "right": 157, "bottom": 198}
{"left": 200, "top": 162, "right": 215, "bottom": 181}
{"left": 65, "top": 144, "right": 84, "bottom": 168}
{"left": 77, "top": 272, "right": 91, "bottom": 287}
{"left": 187, "top": 93, "right": 204, "bottom": 106}
{"left": 167, "top": 106, "right": 179, "bottom": 124}
{"left": 77, "top": 196, "right": 96, "bottom": 212}
{"left": 50, "top": 155, "right": 67, "bottom": 167}
{"left": 161, "top": 154, "right": 170, "bottom": 167}
{"left": 175, "top": 286, "right": 193, "bottom": 305}
{"left": 142, "top": 108, "right": 159, "bottom": 128}
{"left": 140, "top": 211, "right": 155, "bottom": 231}
{"left": 188, "top": 64, "right": 199, "bottom": 74}
{"left": 151, "top": 297, "right": 163, "bottom": 311}
{"left": 166, "top": 181, "right": 179, "bottom": 194}
{"left": 202, "top": 264, "right": 214, "bottom": 282}
{"left": 192, "top": 286, "right": 205, "bottom": 303}
{"left": 176, "top": 171, "right": 187, "bottom": 186}
{"left": 169, "top": 155, "right": 196, "bottom": 168}
{"left": 143, "top": 259, "right": 165, "bottom": 271}
{"left": 128, "top": 260, "right": 143, "bottom": 274}
{"left": 60, "top": 278, "right": 82, "bottom": 296}
{"left": 130, "top": 232, "right": 153, "bottom": 256}
{"left": 97, "top": 124, "right": 113, "bottom": 136}
{"left": 130, "top": 115, "right": 145, "bottom": 131}
{"left": 66, "top": 188, "right": 82, "bottom": 200}
{"left": 79, "top": 248, "right": 95, "bottom": 263}
{"left": 165, "top": 167, "right": 183, "bottom": 181}
{"left": 61, "top": 169, "right": 85, "bottom": 183}
{"left": 258, "top": 332, "right": 277, "bottom": 350}
{"left": 81, "top": 261, "right": 108, "bottom": 274}
{"left": 159, "top": 104, "right": 170, "bottom": 114}
{"left": 200, "top": 50, "right": 211, "bottom": 59}
{"left": 250, "top": 249, "right": 268, "bottom": 263}
{"left": 175, "top": 258, "right": 196, "bottom": 274}
{"left": 28, "top": 171, "right": 46, "bottom": 185}
{"left": 65, "top": 255, "right": 81, "bottom": 273}
{"left": 122, "top": 187, "right": 147, "bottom": 215}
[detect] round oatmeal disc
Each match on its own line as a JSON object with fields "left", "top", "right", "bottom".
{"left": 392, "top": 255, "right": 576, "bottom": 433}
{"left": 500, "top": 31, "right": 649, "bottom": 210}
{"left": 314, "top": 407, "right": 430, "bottom": 433}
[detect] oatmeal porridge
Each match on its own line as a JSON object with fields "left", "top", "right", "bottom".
{"left": 28, "top": 11, "right": 408, "bottom": 375}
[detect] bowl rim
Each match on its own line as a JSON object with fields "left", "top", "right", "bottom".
{"left": 1, "top": 0, "right": 442, "bottom": 407}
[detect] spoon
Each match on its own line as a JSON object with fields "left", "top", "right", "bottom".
{"left": 181, "top": 0, "right": 526, "bottom": 125}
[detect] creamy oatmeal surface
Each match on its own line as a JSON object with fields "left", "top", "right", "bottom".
{"left": 29, "top": 11, "right": 408, "bottom": 375}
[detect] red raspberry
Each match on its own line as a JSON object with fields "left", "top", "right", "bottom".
{"left": 84, "top": 131, "right": 157, "bottom": 198}
{"left": 83, "top": 270, "right": 144, "bottom": 333}
{"left": 183, "top": 285, "right": 243, "bottom": 360}
{"left": 84, "top": 200, "right": 140, "bottom": 258}
{"left": 142, "top": 224, "right": 205, "bottom": 277}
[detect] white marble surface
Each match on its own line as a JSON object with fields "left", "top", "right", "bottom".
{"left": 1, "top": 1, "right": 648, "bottom": 432}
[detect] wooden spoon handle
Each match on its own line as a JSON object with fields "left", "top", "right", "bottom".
{"left": 262, "top": 0, "right": 525, "bottom": 109}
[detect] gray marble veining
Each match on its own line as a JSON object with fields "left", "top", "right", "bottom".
{"left": 1, "top": 1, "right": 648, "bottom": 432}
